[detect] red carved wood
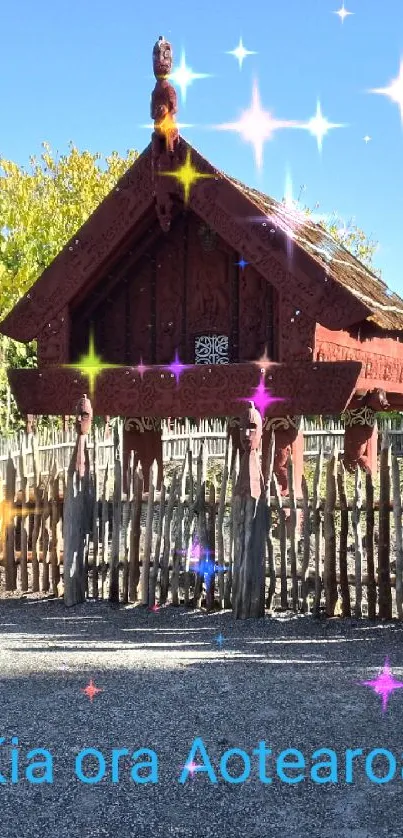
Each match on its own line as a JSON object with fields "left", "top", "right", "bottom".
{"left": 37, "top": 307, "right": 70, "bottom": 367}
{"left": 315, "top": 338, "right": 403, "bottom": 392}
{"left": 155, "top": 215, "right": 186, "bottom": 362}
{"left": 1, "top": 136, "right": 373, "bottom": 347}
{"left": 8, "top": 361, "right": 362, "bottom": 417}
{"left": 238, "top": 265, "right": 275, "bottom": 361}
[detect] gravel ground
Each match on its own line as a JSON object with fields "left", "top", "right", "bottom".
{"left": 1, "top": 598, "right": 403, "bottom": 838}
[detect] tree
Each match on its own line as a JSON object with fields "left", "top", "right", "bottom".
{"left": 0, "top": 142, "right": 138, "bottom": 434}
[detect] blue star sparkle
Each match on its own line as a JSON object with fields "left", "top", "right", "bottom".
{"left": 235, "top": 257, "right": 249, "bottom": 270}
{"left": 215, "top": 633, "right": 225, "bottom": 649}
{"left": 188, "top": 539, "right": 226, "bottom": 588}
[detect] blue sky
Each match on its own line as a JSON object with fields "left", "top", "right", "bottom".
{"left": 1, "top": 0, "right": 403, "bottom": 291}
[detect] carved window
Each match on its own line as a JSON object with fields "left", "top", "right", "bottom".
{"left": 194, "top": 334, "right": 229, "bottom": 365}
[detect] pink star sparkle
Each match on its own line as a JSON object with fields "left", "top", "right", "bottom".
{"left": 240, "top": 374, "right": 284, "bottom": 418}
{"left": 183, "top": 760, "right": 199, "bottom": 777}
{"left": 251, "top": 348, "right": 279, "bottom": 373}
{"left": 166, "top": 350, "right": 189, "bottom": 385}
{"left": 81, "top": 679, "right": 103, "bottom": 703}
{"left": 214, "top": 81, "right": 299, "bottom": 169}
{"left": 359, "top": 657, "right": 403, "bottom": 713}
{"left": 136, "top": 358, "right": 149, "bottom": 380}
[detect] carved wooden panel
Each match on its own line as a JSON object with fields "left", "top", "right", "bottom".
{"left": 37, "top": 307, "right": 70, "bottom": 367}
{"left": 127, "top": 258, "right": 153, "bottom": 364}
{"left": 238, "top": 265, "right": 275, "bottom": 361}
{"left": 186, "top": 214, "right": 231, "bottom": 340}
{"left": 279, "top": 294, "right": 316, "bottom": 362}
{"left": 8, "top": 361, "right": 363, "bottom": 417}
{"left": 155, "top": 215, "right": 185, "bottom": 363}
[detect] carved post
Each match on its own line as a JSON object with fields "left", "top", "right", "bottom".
{"left": 343, "top": 389, "right": 389, "bottom": 476}
{"left": 104, "top": 416, "right": 111, "bottom": 440}
{"left": 123, "top": 418, "right": 163, "bottom": 492}
{"left": 63, "top": 395, "right": 93, "bottom": 607}
{"left": 261, "top": 415, "right": 303, "bottom": 537}
{"left": 232, "top": 402, "right": 267, "bottom": 619}
{"left": 261, "top": 416, "right": 303, "bottom": 495}
{"left": 24, "top": 414, "right": 36, "bottom": 436}
{"left": 150, "top": 35, "right": 180, "bottom": 232}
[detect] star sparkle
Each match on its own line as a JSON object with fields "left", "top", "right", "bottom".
{"left": 226, "top": 37, "right": 257, "bottom": 70}
{"left": 136, "top": 358, "right": 149, "bottom": 380}
{"left": 165, "top": 350, "right": 190, "bottom": 385}
{"left": 183, "top": 760, "right": 200, "bottom": 777}
{"left": 141, "top": 119, "right": 194, "bottom": 132}
{"left": 302, "top": 101, "right": 346, "bottom": 152}
{"left": 214, "top": 81, "right": 300, "bottom": 169}
{"left": 235, "top": 257, "right": 249, "bottom": 270}
{"left": 62, "top": 329, "right": 122, "bottom": 400}
{"left": 0, "top": 499, "right": 32, "bottom": 531}
{"left": 215, "top": 632, "right": 225, "bottom": 649}
{"left": 187, "top": 538, "right": 226, "bottom": 588}
{"left": 363, "top": 135, "right": 372, "bottom": 143}
{"left": 370, "top": 58, "right": 403, "bottom": 124}
{"left": 169, "top": 51, "right": 211, "bottom": 104}
{"left": 333, "top": 3, "right": 353, "bottom": 23}
{"left": 159, "top": 147, "right": 214, "bottom": 204}
{"left": 359, "top": 657, "right": 403, "bottom": 713}
{"left": 251, "top": 348, "right": 278, "bottom": 373}
{"left": 240, "top": 374, "right": 284, "bottom": 418}
{"left": 81, "top": 679, "right": 103, "bottom": 703}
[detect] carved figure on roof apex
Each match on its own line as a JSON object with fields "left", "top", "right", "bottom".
{"left": 151, "top": 35, "right": 180, "bottom": 232}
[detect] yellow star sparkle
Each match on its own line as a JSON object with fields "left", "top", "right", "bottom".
{"left": 159, "top": 148, "right": 215, "bottom": 204}
{"left": 0, "top": 499, "right": 32, "bottom": 532}
{"left": 62, "top": 329, "right": 122, "bottom": 400}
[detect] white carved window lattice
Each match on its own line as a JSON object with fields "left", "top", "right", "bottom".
{"left": 194, "top": 335, "right": 229, "bottom": 365}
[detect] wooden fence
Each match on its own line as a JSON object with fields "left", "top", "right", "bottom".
{"left": 1, "top": 425, "right": 403, "bottom": 620}
{"left": 1, "top": 415, "right": 403, "bottom": 487}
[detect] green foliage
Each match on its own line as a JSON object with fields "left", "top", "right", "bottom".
{"left": 0, "top": 142, "right": 138, "bottom": 435}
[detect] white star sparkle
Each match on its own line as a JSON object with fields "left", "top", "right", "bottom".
{"left": 169, "top": 51, "right": 211, "bottom": 104}
{"left": 227, "top": 37, "right": 257, "bottom": 69}
{"left": 214, "top": 81, "right": 299, "bottom": 170}
{"left": 370, "top": 58, "right": 403, "bottom": 124}
{"left": 302, "top": 101, "right": 346, "bottom": 152}
{"left": 363, "top": 135, "right": 372, "bottom": 143}
{"left": 333, "top": 3, "right": 353, "bottom": 23}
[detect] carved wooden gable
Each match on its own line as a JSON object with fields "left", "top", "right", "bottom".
{"left": 69, "top": 209, "right": 278, "bottom": 368}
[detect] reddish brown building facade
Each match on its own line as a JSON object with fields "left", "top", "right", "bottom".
{"left": 2, "top": 39, "right": 403, "bottom": 491}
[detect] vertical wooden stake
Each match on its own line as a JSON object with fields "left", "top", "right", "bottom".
{"left": 352, "top": 467, "right": 363, "bottom": 619}
{"left": 287, "top": 452, "right": 298, "bottom": 611}
{"left": 265, "top": 434, "right": 276, "bottom": 611}
{"left": 365, "top": 471, "right": 376, "bottom": 620}
{"left": 324, "top": 450, "right": 337, "bottom": 617}
{"left": 141, "top": 460, "right": 157, "bottom": 607}
{"left": 109, "top": 425, "right": 122, "bottom": 604}
{"left": 337, "top": 461, "right": 351, "bottom": 618}
{"left": 378, "top": 434, "right": 392, "bottom": 620}
{"left": 392, "top": 453, "right": 403, "bottom": 620}
{"left": 313, "top": 447, "right": 323, "bottom": 617}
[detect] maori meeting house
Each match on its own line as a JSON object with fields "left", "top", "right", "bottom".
{"left": 2, "top": 36, "right": 403, "bottom": 496}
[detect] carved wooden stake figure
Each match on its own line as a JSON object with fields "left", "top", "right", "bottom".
{"left": 150, "top": 35, "right": 180, "bottom": 232}
{"left": 232, "top": 401, "right": 267, "bottom": 619}
{"left": 63, "top": 395, "right": 93, "bottom": 607}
